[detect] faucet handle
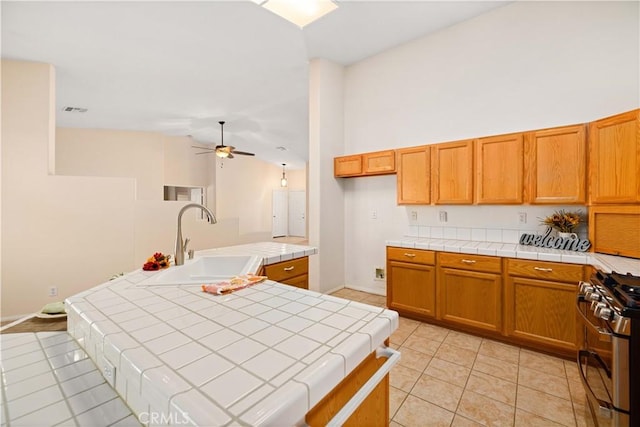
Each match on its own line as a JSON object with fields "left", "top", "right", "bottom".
{"left": 183, "top": 238, "right": 190, "bottom": 253}
{"left": 188, "top": 249, "right": 195, "bottom": 260}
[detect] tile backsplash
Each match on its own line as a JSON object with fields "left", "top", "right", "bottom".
{"left": 404, "top": 205, "right": 589, "bottom": 243}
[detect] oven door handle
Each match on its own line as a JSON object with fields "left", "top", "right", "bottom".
{"left": 578, "top": 349, "right": 614, "bottom": 419}
{"left": 576, "top": 295, "right": 612, "bottom": 342}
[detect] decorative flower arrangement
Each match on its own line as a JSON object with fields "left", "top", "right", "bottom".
{"left": 143, "top": 252, "right": 171, "bottom": 271}
{"left": 540, "top": 209, "right": 583, "bottom": 233}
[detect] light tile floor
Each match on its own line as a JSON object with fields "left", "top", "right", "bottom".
{"left": 330, "top": 288, "right": 592, "bottom": 427}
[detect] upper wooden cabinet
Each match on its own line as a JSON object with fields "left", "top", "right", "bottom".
{"left": 334, "top": 150, "right": 395, "bottom": 178}
{"left": 588, "top": 109, "right": 640, "bottom": 204}
{"left": 524, "top": 124, "right": 587, "bottom": 204}
{"left": 334, "top": 155, "right": 362, "bottom": 177}
{"left": 397, "top": 146, "right": 431, "bottom": 204}
{"left": 475, "top": 133, "right": 523, "bottom": 204}
{"left": 432, "top": 139, "right": 474, "bottom": 204}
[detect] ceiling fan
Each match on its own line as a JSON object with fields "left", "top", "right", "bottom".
{"left": 193, "top": 121, "right": 255, "bottom": 159}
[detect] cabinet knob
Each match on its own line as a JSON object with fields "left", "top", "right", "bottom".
{"left": 403, "top": 253, "right": 416, "bottom": 258}
{"left": 461, "top": 259, "right": 476, "bottom": 264}
{"left": 533, "top": 267, "right": 553, "bottom": 272}
{"left": 284, "top": 266, "right": 295, "bottom": 271}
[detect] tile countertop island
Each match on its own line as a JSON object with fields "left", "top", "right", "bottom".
{"left": 386, "top": 237, "right": 640, "bottom": 275}
{"left": 65, "top": 242, "right": 399, "bottom": 426}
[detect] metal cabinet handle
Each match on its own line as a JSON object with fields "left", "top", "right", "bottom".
{"left": 534, "top": 267, "right": 553, "bottom": 272}
{"left": 283, "top": 266, "right": 295, "bottom": 271}
{"left": 461, "top": 259, "right": 476, "bottom": 264}
{"left": 403, "top": 253, "right": 416, "bottom": 258}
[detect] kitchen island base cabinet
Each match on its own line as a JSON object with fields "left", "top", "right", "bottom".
{"left": 260, "top": 256, "right": 309, "bottom": 289}
{"left": 306, "top": 351, "right": 389, "bottom": 427}
{"left": 386, "top": 247, "right": 436, "bottom": 318}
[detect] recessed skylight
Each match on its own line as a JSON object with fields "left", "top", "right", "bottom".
{"left": 255, "top": 0, "right": 338, "bottom": 28}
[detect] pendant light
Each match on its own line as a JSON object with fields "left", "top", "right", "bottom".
{"left": 280, "top": 163, "right": 288, "bottom": 187}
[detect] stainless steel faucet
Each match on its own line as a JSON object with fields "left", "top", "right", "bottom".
{"left": 175, "top": 203, "right": 217, "bottom": 266}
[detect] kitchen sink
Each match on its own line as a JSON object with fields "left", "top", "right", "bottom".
{"left": 139, "top": 255, "right": 261, "bottom": 286}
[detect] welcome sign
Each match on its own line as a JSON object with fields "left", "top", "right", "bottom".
{"left": 519, "top": 228, "right": 591, "bottom": 252}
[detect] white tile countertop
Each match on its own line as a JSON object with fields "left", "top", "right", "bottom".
{"left": 64, "top": 242, "right": 399, "bottom": 426}
{"left": 386, "top": 237, "right": 640, "bottom": 276}
{"left": 0, "top": 332, "right": 139, "bottom": 426}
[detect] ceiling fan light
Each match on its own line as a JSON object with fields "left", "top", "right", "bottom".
{"left": 216, "top": 151, "right": 229, "bottom": 158}
{"left": 261, "top": 0, "right": 338, "bottom": 27}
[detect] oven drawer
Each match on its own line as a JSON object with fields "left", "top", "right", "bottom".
{"left": 507, "top": 259, "right": 585, "bottom": 283}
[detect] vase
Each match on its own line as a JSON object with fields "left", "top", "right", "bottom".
{"left": 558, "top": 232, "right": 578, "bottom": 240}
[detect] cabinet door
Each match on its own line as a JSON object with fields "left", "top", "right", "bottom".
{"left": 387, "top": 260, "right": 436, "bottom": 318}
{"left": 505, "top": 276, "right": 577, "bottom": 352}
{"left": 475, "top": 133, "right": 523, "bottom": 204}
{"left": 396, "top": 146, "right": 431, "bottom": 204}
{"left": 363, "top": 150, "right": 395, "bottom": 175}
{"left": 334, "top": 155, "right": 363, "bottom": 177}
{"left": 432, "top": 139, "right": 474, "bottom": 204}
{"left": 525, "top": 124, "right": 586, "bottom": 204}
{"left": 589, "top": 109, "right": 640, "bottom": 204}
{"left": 438, "top": 268, "right": 502, "bottom": 333}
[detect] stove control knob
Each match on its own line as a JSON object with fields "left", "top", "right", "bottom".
{"left": 579, "top": 282, "right": 594, "bottom": 294}
{"left": 596, "top": 306, "right": 613, "bottom": 321}
{"left": 586, "top": 292, "right": 602, "bottom": 302}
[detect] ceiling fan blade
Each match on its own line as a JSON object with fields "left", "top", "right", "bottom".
{"left": 231, "top": 150, "right": 255, "bottom": 156}
{"left": 192, "top": 145, "right": 215, "bottom": 151}
{"left": 195, "top": 151, "right": 214, "bottom": 155}
{"left": 227, "top": 153, "right": 234, "bottom": 159}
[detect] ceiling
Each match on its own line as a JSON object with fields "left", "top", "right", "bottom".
{"left": 2, "top": 1, "right": 508, "bottom": 169}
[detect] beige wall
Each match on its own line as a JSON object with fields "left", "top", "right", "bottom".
{"left": 2, "top": 60, "right": 136, "bottom": 319}
{"left": 2, "top": 59, "right": 307, "bottom": 319}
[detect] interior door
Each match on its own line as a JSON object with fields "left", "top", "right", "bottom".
{"left": 288, "top": 190, "right": 306, "bottom": 237}
{"left": 272, "top": 190, "right": 288, "bottom": 237}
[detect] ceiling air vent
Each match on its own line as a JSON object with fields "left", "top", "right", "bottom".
{"left": 62, "top": 107, "right": 88, "bottom": 113}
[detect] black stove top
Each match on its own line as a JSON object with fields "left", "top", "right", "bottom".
{"left": 597, "top": 270, "right": 640, "bottom": 313}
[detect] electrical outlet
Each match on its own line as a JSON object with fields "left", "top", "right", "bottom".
{"left": 411, "top": 211, "right": 418, "bottom": 221}
{"left": 439, "top": 211, "right": 448, "bottom": 223}
{"left": 375, "top": 268, "right": 385, "bottom": 280}
{"left": 518, "top": 212, "right": 527, "bottom": 224}
{"left": 101, "top": 356, "right": 116, "bottom": 387}
{"left": 48, "top": 286, "right": 58, "bottom": 297}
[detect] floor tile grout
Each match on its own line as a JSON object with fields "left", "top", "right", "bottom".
{"left": 331, "top": 287, "right": 588, "bottom": 427}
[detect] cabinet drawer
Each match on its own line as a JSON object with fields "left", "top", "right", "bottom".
{"left": 507, "top": 259, "right": 584, "bottom": 283}
{"left": 263, "top": 257, "right": 309, "bottom": 282}
{"left": 438, "top": 252, "right": 502, "bottom": 273}
{"left": 387, "top": 247, "right": 435, "bottom": 265}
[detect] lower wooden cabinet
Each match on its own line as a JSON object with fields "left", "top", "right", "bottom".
{"left": 385, "top": 247, "right": 588, "bottom": 357}
{"left": 260, "top": 257, "right": 309, "bottom": 289}
{"left": 437, "top": 253, "right": 502, "bottom": 333}
{"left": 505, "top": 259, "right": 585, "bottom": 356}
{"left": 386, "top": 247, "right": 436, "bottom": 318}
{"left": 306, "top": 350, "right": 389, "bottom": 426}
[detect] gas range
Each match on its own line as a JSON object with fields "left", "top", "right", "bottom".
{"left": 577, "top": 270, "right": 640, "bottom": 427}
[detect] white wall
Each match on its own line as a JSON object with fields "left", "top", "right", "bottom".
{"left": 341, "top": 1, "right": 639, "bottom": 294}
{"left": 309, "top": 59, "right": 346, "bottom": 293}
